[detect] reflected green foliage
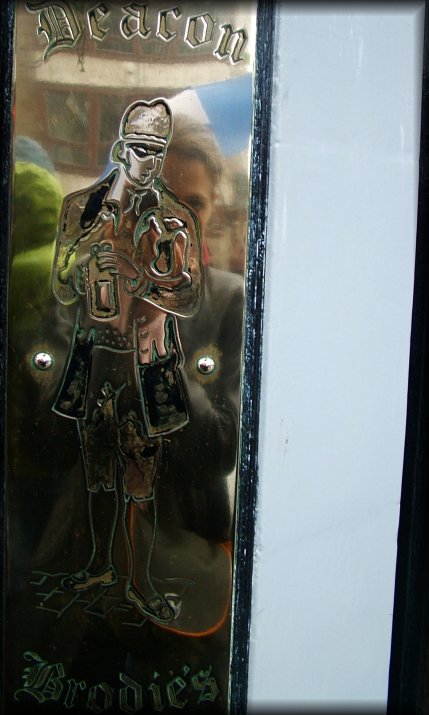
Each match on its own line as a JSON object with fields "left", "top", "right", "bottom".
{"left": 9, "top": 161, "right": 62, "bottom": 331}
{"left": 12, "top": 162, "right": 63, "bottom": 253}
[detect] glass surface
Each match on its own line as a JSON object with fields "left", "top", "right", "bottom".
{"left": 5, "top": 2, "right": 256, "bottom": 713}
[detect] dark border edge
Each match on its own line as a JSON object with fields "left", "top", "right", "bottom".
{"left": 0, "top": 2, "right": 14, "bottom": 715}
{"left": 387, "top": 2, "right": 429, "bottom": 714}
{"left": 229, "top": 1, "right": 276, "bottom": 713}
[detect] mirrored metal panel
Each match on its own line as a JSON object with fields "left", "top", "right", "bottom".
{"left": 4, "top": 2, "right": 257, "bottom": 712}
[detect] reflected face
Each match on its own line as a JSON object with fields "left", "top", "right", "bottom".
{"left": 162, "top": 153, "right": 214, "bottom": 236}
{"left": 123, "top": 142, "right": 165, "bottom": 188}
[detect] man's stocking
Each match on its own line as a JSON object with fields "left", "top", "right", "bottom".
{"left": 87, "top": 487, "right": 119, "bottom": 574}
{"left": 124, "top": 494, "right": 175, "bottom": 623}
{"left": 61, "top": 486, "right": 119, "bottom": 591}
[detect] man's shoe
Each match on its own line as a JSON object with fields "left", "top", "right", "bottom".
{"left": 61, "top": 566, "right": 117, "bottom": 592}
{"left": 127, "top": 585, "right": 176, "bottom": 624}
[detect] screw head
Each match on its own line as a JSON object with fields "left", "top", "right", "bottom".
{"left": 197, "top": 355, "right": 216, "bottom": 375}
{"left": 33, "top": 352, "right": 54, "bottom": 370}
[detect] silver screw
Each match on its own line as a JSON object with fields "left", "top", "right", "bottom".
{"left": 33, "top": 352, "right": 54, "bottom": 370}
{"left": 197, "top": 355, "right": 216, "bottom": 375}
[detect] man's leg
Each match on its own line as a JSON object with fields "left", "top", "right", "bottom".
{"left": 124, "top": 491, "right": 175, "bottom": 623}
{"left": 87, "top": 486, "right": 119, "bottom": 574}
{"left": 119, "top": 421, "right": 175, "bottom": 623}
{"left": 62, "top": 413, "right": 119, "bottom": 591}
{"left": 61, "top": 486, "right": 119, "bottom": 591}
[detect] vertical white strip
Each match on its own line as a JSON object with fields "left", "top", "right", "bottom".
{"left": 248, "top": 4, "right": 424, "bottom": 709}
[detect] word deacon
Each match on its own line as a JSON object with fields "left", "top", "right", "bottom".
{"left": 14, "top": 652, "right": 220, "bottom": 711}
{"left": 25, "top": 2, "right": 248, "bottom": 64}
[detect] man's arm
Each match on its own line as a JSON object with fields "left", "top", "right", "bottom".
{"left": 134, "top": 183, "right": 204, "bottom": 318}
{"left": 51, "top": 175, "right": 116, "bottom": 305}
{"left": 51, "top": 194, "right": 81, "bottom": 306}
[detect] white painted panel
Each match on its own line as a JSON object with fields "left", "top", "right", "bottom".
{"left": 247, "top": 4, "right": 424, "bottom": 709}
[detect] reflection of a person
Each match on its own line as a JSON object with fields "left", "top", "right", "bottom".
{"left": 158, "top": 115, "right": 244, "bottom": 543}
{"left": 51, "top": 99, "right": 203, "bottom": 624}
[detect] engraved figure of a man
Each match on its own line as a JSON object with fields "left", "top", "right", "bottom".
{"left": 51, "top": 99, "right": 202, "bottom": 623}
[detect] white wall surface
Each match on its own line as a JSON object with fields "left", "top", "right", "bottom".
{"left": 247, "top": 4, "right": 424, "bottom": 710}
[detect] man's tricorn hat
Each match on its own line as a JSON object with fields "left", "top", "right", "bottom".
{"left": 117, "top": 98, "right": 172, "bottom": 147}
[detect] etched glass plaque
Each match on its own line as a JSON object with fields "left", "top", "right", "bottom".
{"left": 3, "top": 2, "right": 259, "bottom": 713}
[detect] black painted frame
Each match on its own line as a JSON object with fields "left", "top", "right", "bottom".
{"left": 0, "top": 0, "right": 14, "bottom": 711}
{"left": 229, "top": 1, "right": 275, "bottom": 712}
{"left": 0, "top": 1, "right": 275, "bottom": 713}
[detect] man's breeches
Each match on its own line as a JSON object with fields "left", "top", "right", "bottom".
{"left": 78, "top": 347, "right": 161, "bottom": 500}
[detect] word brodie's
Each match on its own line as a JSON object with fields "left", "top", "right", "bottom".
{"left": 14, "top": 651, "right": 220, "bottom": 712}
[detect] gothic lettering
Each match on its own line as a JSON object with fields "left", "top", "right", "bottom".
{"left": 87, "top": 3, "right": 111, "bottom": 41}
{"left": 166, "top": 675, "right": 188, "bottom": 709}
{"left": 25, "top": 1, "right": 83, "bottom": 60}
{"left": 191, "top": 666, "right": 220, "bottom": 705}
{"left": 87, "top": 682, "right": 114, "bottom": 713}
{"left": 120, "top": 3, "right": 151, "bottom": 40}
{"left": 156, "top": 7, "right": 181, "bottom": 42}
{"left": 26, "top": 3, "right": 248, "bottom": 64}
{"left": 148, "top": 672, "right": 165, "bottom": 712}
{"left": 14, "top": 651, "right": 65, "bottom": 704}
{"left": 184, "top": 13, "right": 215, "bottom": 48}
{"left": 14, "top": 653, "right": 220, "bottom": 710}
{"left": 63, "top": 679, "right": 87, "bottom": 709}
{"left": 214, "top": 23, "right": 248, "bottom": 64}
{"left": 119, "top": 673, "right": 143, "bottom": 714}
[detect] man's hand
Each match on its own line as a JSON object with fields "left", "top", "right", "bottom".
{"left": 143, "top": 215, "right": 191, "bottom": 288}
{"left": 96, "top": 250, "right": 140, "bottom": 281}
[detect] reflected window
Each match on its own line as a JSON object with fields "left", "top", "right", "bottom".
{"left": 46, "top": 91, "right": 89, "bottom": 142}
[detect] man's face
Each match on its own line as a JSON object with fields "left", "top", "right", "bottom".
{"left": 123, "top": 142, "right": 165, "bottom": 188}
{"left": 162, "top": 152, "right": 214, "bottom": 236}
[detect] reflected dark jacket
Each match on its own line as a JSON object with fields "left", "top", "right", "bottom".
{"left": 158, "top": 265, "right": 244, "bottom": 542}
